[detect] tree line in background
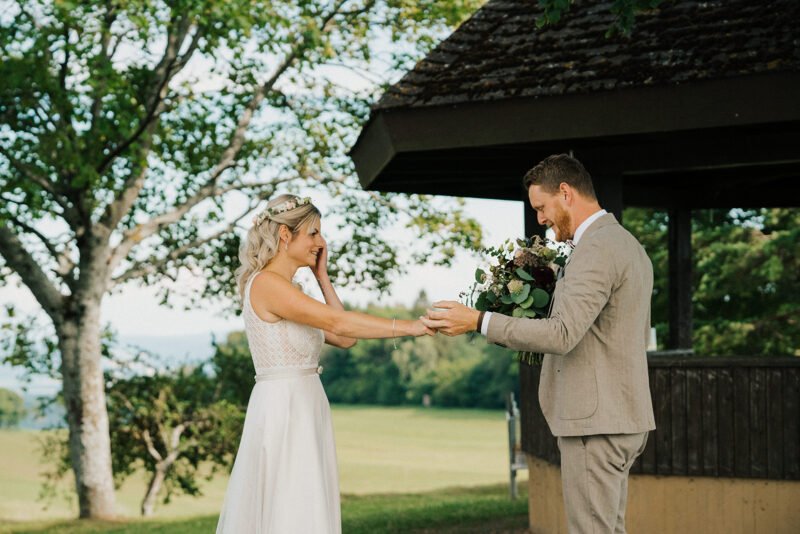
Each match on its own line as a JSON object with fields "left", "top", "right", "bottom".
{"left": 625, "top": 207, "right": 799, "bottom": 357}
{"left": 215, "top": 293, "right": 521, "bottom": 410}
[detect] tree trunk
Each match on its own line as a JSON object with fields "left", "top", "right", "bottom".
{"left": 59, "top": 298, "right": 117, "bottom": 519}
{"left": 141, "top": 465, "right": 168, "bottom": 517}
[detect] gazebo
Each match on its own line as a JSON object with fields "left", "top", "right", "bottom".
{"left": 351, "top": 1, "right": 800, "bottom": 532}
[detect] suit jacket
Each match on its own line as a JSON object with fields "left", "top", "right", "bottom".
{"left": 487, "top": 213, "right": 656, "bottom": 436}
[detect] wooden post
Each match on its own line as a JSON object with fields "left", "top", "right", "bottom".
{"left": 594, "top": 174, "right": 623, "bottom": 224}
{"left": 668, "top": 208, "right": 693, "bottom": 350}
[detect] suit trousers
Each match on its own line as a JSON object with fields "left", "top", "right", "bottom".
{"left": 557, "top": 432, "right": 648, "bottom": 534}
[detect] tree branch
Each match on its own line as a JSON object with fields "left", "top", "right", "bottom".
{"left": 95, "top": 16, "right": 198, "bottom": 176}
{"left": 106, "top": 170, "right": 294, "bottom": 279}
{"left": 104, "top": 0, "right": 359, "bottom": 278}
{"left": 95, "top": 22, "right": 206, "bottom": 233}
{"left": 0, "top": 147, "right": 79, "bottom": 224}
{"left": 4, "top": 209, "right": 76, "bottom": 282}
{"left": 96, "top": 143, "right": 152, "bottom": 233}
{"left": 142, "top": 429, "right": 163, "bottom": 462}
{"left": 164, "top": 423, "right": 186, "bottom": 464}
{"left": 0, "top": 225, "right": 65, "bottom": 319}
{"left": 201, "top": 0, "right": 353, "bottom": 187}
{"left": 89, "top": 7, "right": 118, "bottom": 137}
{"left": 110, "top": 196, "right": 264, "bottom": 287}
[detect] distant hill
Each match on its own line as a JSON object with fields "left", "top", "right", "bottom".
{"left": 118, "top": 332, "right": 222, "bottom": 363}
{"left": 18, "top": 395, "right": 65, "bottom": 430}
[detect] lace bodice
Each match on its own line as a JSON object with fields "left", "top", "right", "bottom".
{"left": 243, "top": 272, "right": 325, "bottom": 373}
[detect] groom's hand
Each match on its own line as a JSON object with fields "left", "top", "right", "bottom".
{"left": 421, "top": 301, "right": 480, "bottom": 336}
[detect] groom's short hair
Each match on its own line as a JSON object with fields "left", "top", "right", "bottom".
{"left": 523, "top": 154, "right": 597, "bottom": 200}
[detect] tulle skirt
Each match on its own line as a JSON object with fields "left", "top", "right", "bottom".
{"left": 216, "top": 373, "right": 341, "bottom": 534}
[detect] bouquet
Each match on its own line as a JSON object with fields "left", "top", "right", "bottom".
{"left": 462, "top": 235, "right": 569, "bottom": 365}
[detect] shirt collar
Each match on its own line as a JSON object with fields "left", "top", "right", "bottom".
{"left": 573, "top": 209, "right": 607, "bottom": 245}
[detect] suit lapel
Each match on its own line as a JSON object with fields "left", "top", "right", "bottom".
{"left": 549, "top": 213, "right": 618, "bottom": 315}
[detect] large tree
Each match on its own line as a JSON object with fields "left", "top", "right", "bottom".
{"left": 0, "top": 0, "right": 484, "bottom": 518}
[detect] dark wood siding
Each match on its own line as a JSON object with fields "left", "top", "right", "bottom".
{"left": 519, "top": 356, "right": 800, "bottom": 480}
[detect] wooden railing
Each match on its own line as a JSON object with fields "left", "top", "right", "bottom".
{"left": 519, "top": 355, "right": 800, "bottom": 480}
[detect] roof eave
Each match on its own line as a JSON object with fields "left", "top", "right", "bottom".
{"left": 351, "top": 72, "right": 800, "bottom": 191}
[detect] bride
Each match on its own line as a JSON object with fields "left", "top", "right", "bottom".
{"left": 216, "top": 194, "right": 432, "bottom": 533}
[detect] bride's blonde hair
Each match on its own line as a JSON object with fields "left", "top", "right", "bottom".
{"left": 235, "top": 194, "right": 321, "bottom": 300}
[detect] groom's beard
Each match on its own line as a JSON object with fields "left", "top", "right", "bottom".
{"left": 552, "top": 205, "right": 573, "bottom": 242}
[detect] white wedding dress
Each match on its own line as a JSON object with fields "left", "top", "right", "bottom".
{"left": 216, "top": 272, "right": 341, "bottom": 533}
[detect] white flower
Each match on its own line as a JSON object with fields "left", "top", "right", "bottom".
{"left": 507, "top": 279, "right": 524, "bottom": 294}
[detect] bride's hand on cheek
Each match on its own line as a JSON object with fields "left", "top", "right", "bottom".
{"left": 313, "top": 237, "right": 328, "bottom": 279}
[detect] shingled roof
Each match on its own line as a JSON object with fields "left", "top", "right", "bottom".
{"left": 350, "top": 0, "right": 800, "bottom": 209}
{"left": 376, "top": 0, "right": 800, "bottom": 110}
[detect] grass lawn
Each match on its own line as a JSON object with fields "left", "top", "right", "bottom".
{"left": 1, "top": 405, "right": 528, "bottom": 531}
{"left": 1, "top": 484, "right": 529, "bottom": 533}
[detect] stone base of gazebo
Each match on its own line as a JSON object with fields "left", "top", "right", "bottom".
{"left": 526, "top": 455, "right": 800, "bottom": 533}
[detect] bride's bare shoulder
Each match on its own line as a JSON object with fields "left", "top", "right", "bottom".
{"left": 251, "top": 271, "right": 295, "bottom": 296}
{"left": 249, "top": 271, "right": 298, "bottom": 321}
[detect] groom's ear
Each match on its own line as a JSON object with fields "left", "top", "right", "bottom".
{"left": 559, "top": 182, "right": 572, "bottom": 201}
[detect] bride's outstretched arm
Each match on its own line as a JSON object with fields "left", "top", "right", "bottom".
{"left": 252, "top": 271, "right": 433, "bottom": 340}
{"left": 311, "top": 237, "right": 358, "bottom": 348}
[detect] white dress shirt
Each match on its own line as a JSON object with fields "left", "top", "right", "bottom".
{"left": 480, "top": 209, "right": 607, "bottom": 336}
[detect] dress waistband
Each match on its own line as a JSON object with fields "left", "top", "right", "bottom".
{"left": 254, "top": 366, "right": 323, "bottom": 382}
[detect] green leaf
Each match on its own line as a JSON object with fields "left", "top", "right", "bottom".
{"left": 500, "top": 294, "right": 513, "bottom": 305}
{"left": 515, "top": 268, "right": 534, "bottom": 281}
{"left": 523, "top": 309, "right": 539, "bottom": 318}
{"left": 512, "top": 306, "right": 525, "bottom": 318}
{"left": 486, "top": 291, "right": 497, "bottom": 304}
{"left": 511, "top": 284, "right": 531, "bottom": 304}
{"left": 475, "top": 292, "right": 489, "bottom": 311}
{"left": 475, "top": 268, "right": 485, "bottom": 283}
{"left": 519, "top": 294, "right": 535, "bottom": 309}
{"left": 532, "top": 288, "right": 550, "bottom": 308}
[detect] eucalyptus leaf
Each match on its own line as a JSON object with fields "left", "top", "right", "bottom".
{"left": 475, "top": 268, "right": 485, "bottom": 283}
{"left": 511, "top": 284, "right": 531, "bottom": 304}
{"left": 512, "top": 306, "right": 525, "bottom": 318}
{"left": 475, "top": 292, "right": 489, "bottom": 311}
{"left": 520, "top": 294, "right": 534, "bottom": 309}
{"left": 515, "top": 268, "right": 534, "bottom": 281}
{"left": 532, "top": 288, "right": 550, "bottom": 308}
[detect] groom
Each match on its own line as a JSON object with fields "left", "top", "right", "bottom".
{"left": 422, "top": 154, "right": 655, "bottom": 534}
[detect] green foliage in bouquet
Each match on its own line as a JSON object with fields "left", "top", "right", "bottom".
{"left": 463, "top": 236, "right": 569, "bottom": 365}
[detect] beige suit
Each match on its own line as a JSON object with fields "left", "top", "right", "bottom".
{"left": 487, "top": 213, "right": 655, "bottom": 533}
